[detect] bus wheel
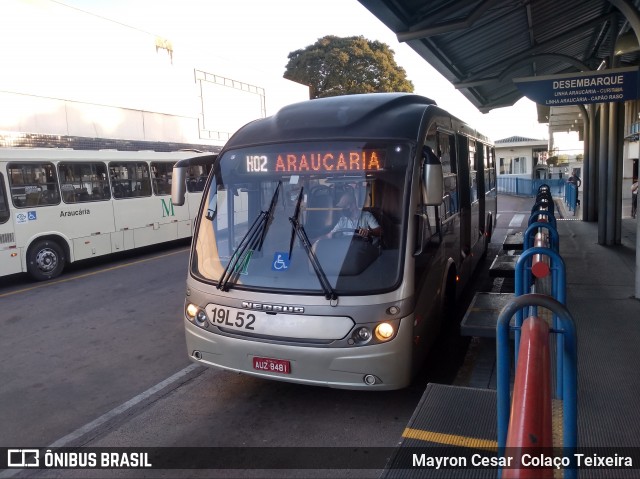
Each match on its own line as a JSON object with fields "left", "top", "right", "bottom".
{"left": 27, "top": 239, "right": 65, "bottom": 281}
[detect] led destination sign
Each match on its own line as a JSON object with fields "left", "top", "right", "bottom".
{"left": 245, "top": 150, "right": 385, "bottom": 174}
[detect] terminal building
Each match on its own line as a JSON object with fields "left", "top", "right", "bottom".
{"left": 358, "top": 1, "right": 640, "bottom": 477}
{"left": 494, "top": 136, "right": 550, "bottom": 180}
{"left": 0, "top": 0, "right": 308, "bottom": 152}
{"left": 361, "top": 0, "right": 640, "bottom": 243}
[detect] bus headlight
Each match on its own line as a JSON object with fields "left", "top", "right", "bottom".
{"left": 351, "top": 320, "right": 397, "bottom": 346}
{"left": 186, "top": 303, "right": 199, "bottom": 321}
{"left": 196, "top": 310, "right": 208, "bottom": 324}
{"left": 375, "top": 322, "right": 395, "bottom": 341}
{"left": 354, "top": 327, "right": 372, "bottom": 343}
{"left": 186, "top": 303, "right": 208, "bottom": 327}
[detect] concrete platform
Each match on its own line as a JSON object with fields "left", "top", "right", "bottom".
{"left": 383, "top": 194, "right": 640, "bottom": 479}
{"left": 381, "top": 383, "right": 498, "bottom": 479}
{"left": 460, "top": 292, "right": 514, "bottom": 338}
{"left": 488, "top": 250, "right": 519, "bottom": 278}
{"left": 502, "top": 230, "right": 523, "bottom": 250}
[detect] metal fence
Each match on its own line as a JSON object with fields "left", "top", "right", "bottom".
{"left": 564, "top": 182, "right": 578, "bottom": 213}
{"left": 497, "top": 177, "right": 565, "bottom": 197}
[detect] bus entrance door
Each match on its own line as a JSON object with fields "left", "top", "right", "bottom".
{"left": 0, "top": 172, "right": 22, "bottom": 275}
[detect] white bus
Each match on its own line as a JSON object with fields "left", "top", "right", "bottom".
{"left": 0, "top": 149, "right": 216, "bottom": 280}
{"left": 172, "top": 93, "right": 496, "bottom": 390}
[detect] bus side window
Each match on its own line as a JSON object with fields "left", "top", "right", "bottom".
{"left": 0, "top": 174, "right": 10, "bottom": 224}
{"left": 138, "top": 162, "right": 152, "bottom": 196}
{"left": 469, "top": 140, "right": 478, "bottom": 202}
{"left": 8, "top": 162, "right": 60, "bottom": 207}
{"left": 485, "top": 145, "right": 495, "bottom": 191}
{"left": 438, "top": 132, "right": 458, "bottom": 217}
{"left": 415, "top": 145, "right": 439, "bottom": 255}
{"left": 186, "top": 164, "right": 211, "bottom": 193}
{"left": 109, "top": 162, "right": 151, "bottom": 199}
{"left": 420, "top": 131, "right": 441, "bottom": 243}
{"left": 151, "top": 162, "right": 173, "bottom": 196}
{"left": 92, "top": 163, "right": 110, "bottom": 200}
{"left": 59, "top": 162, "right": 110, "bottom": 204}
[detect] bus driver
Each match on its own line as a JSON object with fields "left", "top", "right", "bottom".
{"left": 327, "top": 191, "right": 382, "bottom": 241}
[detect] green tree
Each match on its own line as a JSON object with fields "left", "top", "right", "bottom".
{"left": 284, "top": 35, "right": 414, "bottom": 98}
{"left": 547, "top": 156, "right": 559, "bottom": 166}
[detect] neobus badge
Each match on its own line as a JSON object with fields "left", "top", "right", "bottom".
{"left": 241, "top": 301, "right": 305, "bottom": 314}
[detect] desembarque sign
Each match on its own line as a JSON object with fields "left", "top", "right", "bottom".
{"left": 514, "top": 66, "right": 640, "bottom": 106}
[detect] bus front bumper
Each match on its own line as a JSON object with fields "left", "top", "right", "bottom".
{"left": 184, "top": 316, "right": 414, "bottom": 391}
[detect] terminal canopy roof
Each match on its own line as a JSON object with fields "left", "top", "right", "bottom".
{"left": 358, "top": 0, "right": 640, "bottom": 114}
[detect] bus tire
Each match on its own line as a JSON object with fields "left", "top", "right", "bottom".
{"left": 27, "top": 239, "right": 66, "bottom": 281}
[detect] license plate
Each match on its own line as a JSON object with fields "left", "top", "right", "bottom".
{"left": 205, "top": 305, "right": 258, "bottom": 332}
{"left": 204, "top": 304, "right": 354, "bottom": 340}
{"left": 253, "top": 356, "right": 291, "bottom": 374}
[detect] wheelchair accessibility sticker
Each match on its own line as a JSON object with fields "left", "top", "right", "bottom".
{"left": 15, "top": 211, "right": 37, "bottom": 224}
{"left": 272, "top": 252, "right": 290, "bottom": 271}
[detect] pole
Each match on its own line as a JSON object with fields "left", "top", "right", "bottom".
{"left": 580, "top": 104, "right": 589, "bottom": 221}
{"left": 607, "top": 103, "right": 617, "bottom": 245}
{"left": 598, "top": 103, "right": 609, "bottom": 244}
{"left": 615, "top": 103, "right": 624, "bottom": 244}
{"left": 588, "top": 104, "right": 598, "bottom": 222}
{"left": 636, "top": 211, "right": 640, "bottom": 299}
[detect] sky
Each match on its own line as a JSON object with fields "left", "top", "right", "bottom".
{"left": 27, "top": 0, "right": 582, "bottom": 150}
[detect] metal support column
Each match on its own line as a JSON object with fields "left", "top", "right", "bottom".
{"left": 615, "top": 103, "right": 625, "bottom": 244}
{"left": 607, "top": 103, "right": 618, "bottom": 245}
{"left": 637, "top": 212, "right": 640, "bottom": 299}
{"left": 587, "top": 104, "right": 598, "bottom": 222}
{"left": 598, "top": 103, "right": 609, "bottom": 245}
{"left": 580, "top": 104, "right": 590, "bottom": 222}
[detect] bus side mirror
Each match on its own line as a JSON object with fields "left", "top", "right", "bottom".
{"left": 171, "top": 166, "right": 187, "bottom": 206}
{"left": 423, "top": 163, "right": 443, "bottom": 206}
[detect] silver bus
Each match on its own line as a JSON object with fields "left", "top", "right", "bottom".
{"left": 172, "top": 93, "right": 496, "bottom": 390}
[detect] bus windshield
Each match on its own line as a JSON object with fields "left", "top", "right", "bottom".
{"left": 191, "top": 140, "right": 413, "bottom": 296}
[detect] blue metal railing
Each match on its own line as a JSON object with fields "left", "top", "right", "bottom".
{"left": 528, "top": 209, "right": 557, "bottom": 229}
{"left": 531, "top": 197, "right": 555, "bottom": 217}
{"left": 524, "top": 221, "right": 559, "bottom": 252}
{"left": 564, "top": 182, "right": 578, "bottom": 213}
{"left": 496, "top": 185, "right": 578, "bottom": 478}
{"left": 515, "top": 246, "right": 567, "bottom": 397}
{"left": 497, "top": 177, "right": 565, "bottom": 197}
{"left": 496, "top": 294, "right": 578, "bottom": 479}
{"left": 520, "top": 206, "right": 566, "bottom": 398}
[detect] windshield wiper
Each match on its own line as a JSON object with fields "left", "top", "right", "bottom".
{"left": 205, "top": 163, "right": 222, "bottom": 221}
{"left": 218, "top": 181, "right": 282, "bottom": 291}
{"left": 205, "top": 190, "right": 218, "bottom": 221}
{"left": 288, "top": 188, "right": 337, "bottom": 301}
{"left": 288, "top": 187, "right": 304, "bottom": 259}
{"left": 259, "top": 180, "right": 282, "bottom": 251}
